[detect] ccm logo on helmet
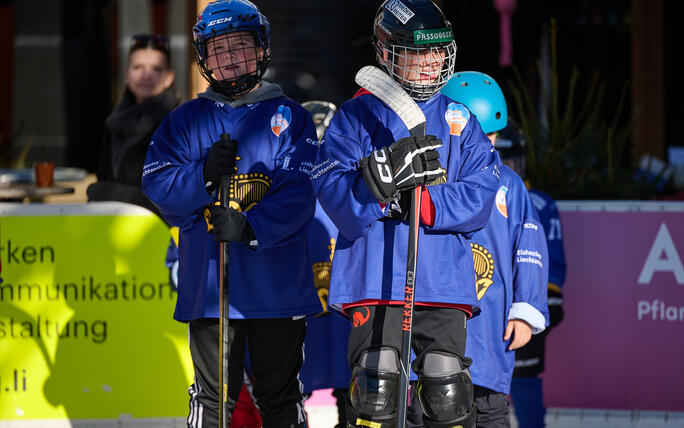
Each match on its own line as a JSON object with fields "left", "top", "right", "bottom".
{"left": 208, "top": 17, "right": 233, "bottom": 26}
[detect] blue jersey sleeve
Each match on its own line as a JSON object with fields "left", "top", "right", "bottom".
{"left": 509, "top": 184, "right": 549, "bottom": 332}
{"left": 243, "top": 106, "right": 317, "bottom": 251}
{"left": 427, "top": 117, "right": 501, "bottom": 234}
{"left": 142, "top": 109, "right": 212, "bottom": 228}
{"left": 312, "top": 107, "right": 385, "bottom": 241}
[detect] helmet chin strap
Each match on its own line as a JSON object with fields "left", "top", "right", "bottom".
{"left": 210, "top": 72, "right": 260, "bottom": 99}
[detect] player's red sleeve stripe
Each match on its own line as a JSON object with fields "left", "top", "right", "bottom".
{"left": 420, "top": 186, "right": 436, "bottom": 226}
{"left": 354, "top": 88, "right": 372, "bottom": 98}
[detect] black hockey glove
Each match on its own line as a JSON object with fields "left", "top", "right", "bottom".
{"left": 208, "top": 205, "right": 255, "bottom": 244}
{"left": 384, "top": 190, "right": 411, "bottom": 221}
{"left": 203, "top": 134, "right": 238, "bottom": 186}
{"left": 359, "top": 135, "right": 443, "bottom": 204}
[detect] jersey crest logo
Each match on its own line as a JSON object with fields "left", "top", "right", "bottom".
{"left": 203, "top": 172, "right": 273, "bottom": 232}
{"left": 313, "top": 261, "right": 331, "bottom": 312}
{"left": 312, "top": 237, "right": 336, "bottom": 314}
{"left": 445, "top": 103, "right": 470, "bottom": 136}
{"left": 352, "top": 306, "right": 371, "bottom": 327}
{"left": 471, "top": 243, "right": 495, "bottom": 300}
{"left": 427, "top": 167, "right": 447, "bottom": 186}
{"left": 229, "top": 173, "right": 273, "bottom": 212}
{"left": 495, "top": 185, "right": 509, "bottom": 218}
{"left": 270, "top": 105, "right": 292, "bottom": 136}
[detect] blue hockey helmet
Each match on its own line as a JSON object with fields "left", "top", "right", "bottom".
{"left": 441, "top": 71, "right": 508, "bottom": 134}
{"left": 193, "top": 0, "right": 271, "bottom": 97}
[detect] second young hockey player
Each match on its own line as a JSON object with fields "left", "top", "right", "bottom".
{"left": 442, "top": 71, "right": 549, "bottom": 427}
{"left": 312, "top": 2, "right": 502, "bottom": 427}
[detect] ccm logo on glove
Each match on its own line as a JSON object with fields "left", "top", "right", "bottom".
{"left": 360, "top": 135, "right": 444, "bottom": 204}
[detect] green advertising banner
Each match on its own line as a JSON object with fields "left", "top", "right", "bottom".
{"left": 0, "top": 203, "right": 192, "bottom": 423}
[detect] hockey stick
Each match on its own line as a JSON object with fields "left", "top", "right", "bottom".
{"left": 218, "top": 134, "right": 236, "bottom": 428}
{"left": 355, "top": 65, "right": 426, "bottom": 428}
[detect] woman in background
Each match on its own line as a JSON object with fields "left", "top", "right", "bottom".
{"left": 97, "top": 34, "right": 177, "bottom": 187}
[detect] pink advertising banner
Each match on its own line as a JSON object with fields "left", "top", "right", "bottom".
{"left": 544, "top": 202, "right": 684, "bottom": 411}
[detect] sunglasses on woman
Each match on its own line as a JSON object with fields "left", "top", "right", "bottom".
{"left": 130, "top": 34, "right": 170, "bottom": 55}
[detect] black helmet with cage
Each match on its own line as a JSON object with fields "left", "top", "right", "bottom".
{"left": 373, "top": 0, "right": 457, "bottom": 101}
{"left": 496, "top": 122, "right": 527, "bottom": 176}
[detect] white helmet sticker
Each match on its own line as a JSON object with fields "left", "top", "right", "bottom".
{"left": 385, "top": 0, "right": 415, "bottom": 25}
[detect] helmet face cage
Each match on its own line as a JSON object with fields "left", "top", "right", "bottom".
{"left": 377, "top": 40, "right": 457, "bottom": 101}
{"left": 496, "top": 124, "right": 527, "bottom": 176}
{"left": 194, "top": 30, "right": 270, "bottom": 98}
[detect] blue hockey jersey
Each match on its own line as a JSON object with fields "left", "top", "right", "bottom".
{"left": 141, "top": 85, "right": 322, "bottom": 320}
{"left": 300, "top": 201, "right": 352, "bottom": 393}
{"left": 311, "top": 91, "right": 501, "bottom": 310}
{"left": 529, "top": 189, "right": 566, "bottom": 287}
{"left": 465, "top": 165, "right": 549, "bottom": 394}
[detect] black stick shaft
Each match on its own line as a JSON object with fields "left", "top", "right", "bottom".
{"left": 397, "top": 184, "right": 422, "bottom": 428}
{"left": 218, "top": 173, "right": 231, "bottom": 428}
{"left": 397, "top": 122, "right": 426, "bottom": 428}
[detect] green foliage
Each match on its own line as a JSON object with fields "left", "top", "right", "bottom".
{"left": 508, "top": 21, "right": 658, "bottom": 200}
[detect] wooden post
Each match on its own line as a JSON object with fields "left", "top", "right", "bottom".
{"left": 189, "top": 0, "right": 210, "bottom": 98}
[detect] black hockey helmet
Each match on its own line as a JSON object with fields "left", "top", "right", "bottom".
{"left": 495, "top": 122, "right": 527, "bottom": 176}
{"left": 373, "top": 0, "right": 457, "bottom": 101}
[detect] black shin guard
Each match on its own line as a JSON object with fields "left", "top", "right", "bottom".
{"left": 346, "top": 347, "right": 401, "bottom": 428}
{"left": 347, "top": 367, "right": 399, "bottom": 427}
{"left": 418, "top": 373, "right": 476, "bottom": 428}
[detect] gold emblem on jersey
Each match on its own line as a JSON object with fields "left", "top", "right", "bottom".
{"left": 471, "top": 242, "right": 495, "bottom": 300}
{"left": 205, "top": 172, "right": 273, "bottom": 232}
{"left": 427, "top": 167, "right": 447, "bottom": 186}
{"left": 312, "top": 237, "right": 336, "bottom": 314}
{"left": 228, "top": 173, "right": 273, "bottom": 212}
{"left": 313, "top": 261, "right": 331, "bottom": 311}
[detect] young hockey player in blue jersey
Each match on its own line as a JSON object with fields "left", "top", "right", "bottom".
{"left": 406, "top": 72, "right": 550, "bottom": 428}
{"left": 509, "top": 139, "right": 567, "bottom": 428}
{"left": 311, "top": 2, "right": 502, "bottom": 427}
{"left": 440, "top": 71, "right": 549, "bottom": 427}
{"left": 300, "top": 101, "right": 352, "bottom": 428}
{"left": 141, "top": 1, "right": 320, "bottom": 427}
{"left": 299, "top": 101, "right": 351, "bottom": 428}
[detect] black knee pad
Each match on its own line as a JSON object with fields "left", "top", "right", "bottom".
{"left": 347, "top": 347, "right": 400, "bottom": 428}
{"left": 418, "top": 353, "right": 476, "bottom": 428}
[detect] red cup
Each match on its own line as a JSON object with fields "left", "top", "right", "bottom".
{"left": 34, "top": 161, "right": 55, "bottom": 187}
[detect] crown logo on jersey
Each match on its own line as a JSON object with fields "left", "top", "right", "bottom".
{"left": 270, "top": 105, "right": 292, "bottom": 137}
{"left": 228, "top": 173, "right": 273, "bottom": 212}
{"left": 427, "top": 167, "right": 447, "bottom": 186}
{"left": 204, "top": 172, "right": 273, "bottom": 232}
{"left": 312, "top": 237, "right": 336, "bottom": 316}
{"left": 445, "top": 103, "right": 470, "bottom": 136}
{"left": 313, "top": 261, "right": 331, "bottom": 312}
{"left": 471, "top": 243, "right": 495, "bottom": 300}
